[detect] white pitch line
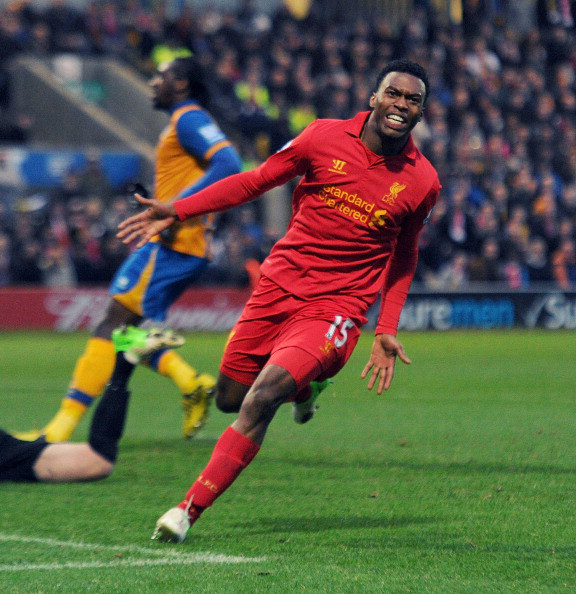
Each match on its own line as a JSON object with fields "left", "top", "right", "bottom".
{"left": 0, "top": 533, "right": 267, "bottom": 571}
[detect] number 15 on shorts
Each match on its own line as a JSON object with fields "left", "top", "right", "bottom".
{"left": 325, "top": 315, "right": 355, "bottom": 348}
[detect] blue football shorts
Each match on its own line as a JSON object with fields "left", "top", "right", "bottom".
{"left": 109, "top": 242, "right": 208, "bottom": 321}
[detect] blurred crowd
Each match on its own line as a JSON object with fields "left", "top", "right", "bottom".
{"left": 1, "top": 0, "right": 576, "bottom": 290}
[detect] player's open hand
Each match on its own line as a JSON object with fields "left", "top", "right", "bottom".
{"left": 361, "top": 333, "right": 411, "bottom": 394}
{"left": 117, "top": 193, "right": 177, "bottom": 248}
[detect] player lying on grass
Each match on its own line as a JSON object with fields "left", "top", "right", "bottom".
{"left": 0, "top": 326, "right": 186, "bottom": 482}
{"left": 117, "top": 59, "right": 441, "bottom": 543}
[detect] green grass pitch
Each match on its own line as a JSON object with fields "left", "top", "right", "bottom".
{"left": 0, "top": 329, "right": 574, "bottom": 593}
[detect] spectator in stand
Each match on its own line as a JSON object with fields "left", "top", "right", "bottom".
{"left": 469, "top": 236, "right": 507, "bottom": 284}
{"left": 502, "top": 205, "right": 531, "bottom": 257}
{"left": 560, "top": 183, "right": 576, "bottom": 219}
{"left": 0, "top": 107, "right": 32, "bottom": 143}
{"left": 43, "top": 0, "right": 89, "bottom": 54}
{"left": 524, "top": 236, "right": 554, "bottom": 284}
{"left": 425, "top": 251, "right": 470, "bottom": 291}
{"left": 9, "top": 210, "right": 43, "bottom": 284}
{"left": 38, "top": 233, "right": 77, "bottom": 288}
{"left": 446, "top": 83, "right": 474, "bottom": 134}
{"left": 437, "top": 180, "right": 479, "bottom": 257}
{"left": 530, "top": 184, "right": 561, "bottom": 251}
{"left": 201, "top": 224, "right": 251, "bottom": 287}
{"left": 316, "top": 85, "right": 350, "bottom": 120}
{"left": 474, "top": 201, "right": 501, "bottom": 244}
{"left": 552, "top": 237, "right": 576, "bottom": 289}
{"left": 507, "top": 164, "right": 539, "bottom": 210}
{"left": 453, "top": 111, "right": 486, "bottom": 176}
{"left": 103, "top": 194, "right": 132, "bottom": 234}
{"left": 416, "top": 195, "right": 450, "bottom": 282}
{"left": 538, "top": 0, "right": 574, "bottom": 30}
{"left": 482, "top": 132, "right": 510, "bottom": 184}
{"left": 234, "top": 60, "right": 277, "bottom": 140}
{"left": 557, "top": 216, "right": 575, "bottom": 247}
{"left": 543, "top": 24, "right": 573, "bottom": 66}
{"left": 0, "top": 5, "right": 26, "bottom": 107}
{"left": 77, "top": 155, "right": 115, "bottom": 203}
{"left": 485, "top": 180, "right": 511, "bottom": 228}
{"left": 287, "top": 99, "right": 317, "bottom": 135}
{"left": 98, "top": 233, "right": 130, "bottom": 283}
{"left": 0, "top": 232, "right": 13, "bottom": 286}
{"left": 465, "top": 36, "right": 501, "bottom": 81}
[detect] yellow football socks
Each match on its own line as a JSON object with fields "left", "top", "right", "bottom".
{"left": 42, "top": 337, "right": 116, "bottom": 442}
{"left": 156, "top": 349, "right": 200, "bottom": 395}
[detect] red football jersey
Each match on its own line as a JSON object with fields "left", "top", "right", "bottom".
{"left": 174, "top": 111, "right": 441, "bottom": 334}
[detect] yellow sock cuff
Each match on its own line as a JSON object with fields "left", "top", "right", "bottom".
{"left": 61, "top": 398, "right": 89, "bottom": 415}
{"left": 69, "top": 337, "right": 116, "bottom": 398}
{"left": 157, "top": 350, "right": 198, "bottom": 395}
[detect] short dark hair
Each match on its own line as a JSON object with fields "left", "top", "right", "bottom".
{"left": 171, "top": 57, "right": 209, "bottom": 106}
{"left": 373, "top": 59, "right": 430, "bottom": 104}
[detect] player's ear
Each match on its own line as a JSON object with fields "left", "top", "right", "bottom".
{"left": 369, "top": 93, "right": 376, "bottom": 108}
{"left": 174, "top": 78, "right": 188, "bottom": 93}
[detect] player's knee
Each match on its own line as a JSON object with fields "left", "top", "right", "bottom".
{"left": 94, "top": 459, "right": 114, "bottom": 479}
{"left": 240, "top": 384, "right": 281, "bottom": 420}
{"left": 93, "top": 300, "right": 141, "bottom": 339}
{"left": 215, "top": 388, "right": 242, "bottom": 413}
{"left": 80, "top": 452, "right": 115, "bottom": 480}
{"left": 216, "top": 394, "right": 241, "bottom": 413}
{"left": 215, "top": 378, "right": 249, "bottom": 413}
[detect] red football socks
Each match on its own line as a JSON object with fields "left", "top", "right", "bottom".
{"left": 177, "top": 426, "right": 260, "bottom": 523}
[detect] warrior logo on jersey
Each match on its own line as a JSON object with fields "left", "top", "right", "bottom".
{"left": 381, "top": 182, "right": 406, "bottom": 205}
{"left": 328, "top": 159, "right": 348, "bottom": 175}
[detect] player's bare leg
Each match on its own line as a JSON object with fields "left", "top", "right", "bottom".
{"left": 33, "top": 443, "right": 113, "bottom": 482}
{"left": 214, "top": 374, "right": 251, "bottom": 413}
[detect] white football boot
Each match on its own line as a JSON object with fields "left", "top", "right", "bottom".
{"left": 151, "top": 507, "right": 190, "bottom": 543}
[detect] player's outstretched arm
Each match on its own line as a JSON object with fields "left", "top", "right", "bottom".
{"left": 117, "top": 193, "right": 177, "bottom": 248}
{"left": 361, "top": 333, "right": 412, "bottom": 394}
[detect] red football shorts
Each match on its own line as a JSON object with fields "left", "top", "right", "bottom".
{"left": 220, "top": 275, "right": 360, "bottom": 390}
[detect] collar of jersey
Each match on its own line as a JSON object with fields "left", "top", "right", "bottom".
{"left": 169, "top": 99, "right": 200, "bottom": 115}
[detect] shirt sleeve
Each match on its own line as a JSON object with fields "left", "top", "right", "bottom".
{"left": 176, "top": 109, "right": 226, "bottom": 157}
{"left": 376, "top": 180, "right": 440, "bottom": 335}
{"left": 176, "top": 146, "right": 243, "bottom": 198}
{"left": 173, "top": 123, "right": 315, "bottom": 220}
{"left": 175, "top": 110, "right": 243, "bottom": 197}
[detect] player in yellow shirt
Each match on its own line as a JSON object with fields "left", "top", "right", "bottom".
{"left": 18, "top": 57, "right": 242, "bottom": 442}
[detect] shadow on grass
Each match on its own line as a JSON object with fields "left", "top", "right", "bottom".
{"left": 230, "top": 516, "right": 576, "bottom": 560}
{"left": 119, "top": 440, "right": 575, "bottom": 477}
{"left": 120, "top": 437, "right": 218, "bottom": 453}
{"left": 277, "top": 456, "right": 576, "bottom": 476}
{"left": 232, "top": 514, "right": 436, "bottom": 534}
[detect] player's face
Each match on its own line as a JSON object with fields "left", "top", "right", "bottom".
{"left": 369, "top": 71, "right": 425, "bottom": 139}
{"left": 150, "top": 62, "right": 177, "bottom": 110}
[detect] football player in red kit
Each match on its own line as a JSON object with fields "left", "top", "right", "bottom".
{"left": 118, "top": 59, "right": 441, "bottom": 543}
